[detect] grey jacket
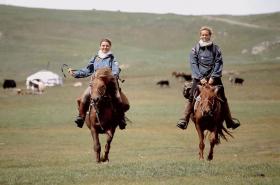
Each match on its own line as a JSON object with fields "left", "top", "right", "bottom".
{"left": 189, "top": 43, "right": 223, "bottom": 80}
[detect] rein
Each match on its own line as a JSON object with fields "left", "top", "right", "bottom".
{"left": 89, "top": 90, "right": 114, "bottom": 131}
{"left": 89, "top": 98, "right": 104, "bottom": 131}
{"left": 199, "top": 97, "right": 215, "bottom": 116}
{"left": 89, "top": 80, "right": 106, "bottom": 131}
{"left": 89, "top": 75, "right": 114, "bottom": 131}
{"left": 197, "top": 92, "right": 223, "bottom": 117}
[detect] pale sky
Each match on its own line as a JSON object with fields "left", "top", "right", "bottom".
{"left": 0, "top": 0, "right": 279, "bottom": 15}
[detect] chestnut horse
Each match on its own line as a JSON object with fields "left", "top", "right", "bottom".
{"left": 191, "top": 84, "right": 232, "bottom": 160}
{"left": 85, "top": 68, "right": 119, "bottom": 163}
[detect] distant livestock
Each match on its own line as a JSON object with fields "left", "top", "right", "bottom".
{"left": 172, "top": 71, "right": 192, "bottom": 81}
{"left": 3, "top": 79, "right": 16, "bottom": 89}
{"left": 229, "top": 77, "right": 244, "bottom": 85}
{"left": 16, "top": 88, "right": 22, "bottom": 95}
{"left": 156, "top": 80, "right": 170, "bottom": 87}
{"left": 181, "top": 74, "right": 192, "bottom": 81}
{"left": 27, "top": 79, "right": 46, "bottom": 94}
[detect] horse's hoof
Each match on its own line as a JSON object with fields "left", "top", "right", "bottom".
{"left": 101, "top": 156, "right": 109, "bottom": 162}
{"left": 101, "top": 158, "right": 109, "bottom": 163}
{"left": 101, "top": 160, "right": 109, "bottom": 163}
{"left": 207, "top": 155, "right": 213, "bottom": 161}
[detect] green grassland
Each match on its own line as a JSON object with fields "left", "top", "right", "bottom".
{"left": 0, "top": 5, "right": 279, "bottom": 185}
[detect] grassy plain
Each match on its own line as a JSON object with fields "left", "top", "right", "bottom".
{"left": 0, "top": 5, "right": 279, "bottom": 185}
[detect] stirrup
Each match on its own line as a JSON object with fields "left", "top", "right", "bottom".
{"left": 75, "top": 116, "right": 84, "bottom": 128}
{"left": 231, "top": 118, "right": 240, "bottom": 129}
{"left": 119, "top": 120, "right": 126, "bottom": 130}
{"left": 177, "top": 118, "right": 188, "bottom": 130}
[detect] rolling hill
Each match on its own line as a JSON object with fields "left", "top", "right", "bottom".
{"left": 0, "top": 5, "right": 279, "bottom": 82}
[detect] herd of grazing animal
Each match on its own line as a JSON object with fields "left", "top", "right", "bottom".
{"left": 3, "top": 72, "right": 244, "bottom": 92}
{"left": 156, "top": 71, "right": 192, "bottom": 88}
{"left": 2, "top": 79, "right": 46, "bottom": 95}
{"left": 156, "top": 71, "right": 244, "bottom": 88}
{"left": 172, "top": 71, "right": 192, "bottom": 81}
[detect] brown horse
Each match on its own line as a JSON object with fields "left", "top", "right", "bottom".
{"left": 191, "top": 84, "right": 232, "bottom": 160}
{"left": 85, "top": 68, "right": 119, "bottom": 163}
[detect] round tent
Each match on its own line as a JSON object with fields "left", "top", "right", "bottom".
{"left": 26, "top": 70, "right": 63, "bottom": 88}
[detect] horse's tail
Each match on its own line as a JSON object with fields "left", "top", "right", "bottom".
{"left": 216, "top": 125, "right": 233, "bottom": 144}
{"left": 216, "top": 101, "right": 234, "bottom": 143}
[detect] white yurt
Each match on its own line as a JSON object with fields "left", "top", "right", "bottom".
{"left": 26, "top": 70, "right": 63, "bottom": 88}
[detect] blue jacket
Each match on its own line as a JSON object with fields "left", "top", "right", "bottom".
{"left": 73, "top": 54, "right": 120, "bottom": 78}
{"left": 190, "top": 43, "right": 223, "bottom": 80}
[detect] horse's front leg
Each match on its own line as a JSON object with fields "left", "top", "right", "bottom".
{"left": 207, "top": 130, "right": 217, "bottom": 161}
{"left": 195, "top": 122, "right": 205, "bottom": 160}
{"left": 90, "top": 126, "right": 101, "bottom": 163}
{"left": 101, "top": 128, "right": 116, "bottom": 162}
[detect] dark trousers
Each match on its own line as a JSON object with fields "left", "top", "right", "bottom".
{"left": 77, "top": 86, "right": 130, "bottom": 118}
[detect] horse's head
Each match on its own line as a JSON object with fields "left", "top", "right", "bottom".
{"left": 197, "top": 84, "right": 221, "bottom": 117}
{"left": 90, "top": 68, "right": 116, "bottom": 104}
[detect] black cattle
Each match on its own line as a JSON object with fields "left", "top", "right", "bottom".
{"left": 156, "top": 80, "right": 169, "bottom": 87}
{"left": 172, "top": 72, "right": 192, "bottom": 81}
{"left": 181, "top": 74, "right": 192, "bottom": 81}
{"left": 3, "top": 79, "right": 16, "bottom": 89}
{"left": 229, "top": 77, "right": 244, "bottom": 85}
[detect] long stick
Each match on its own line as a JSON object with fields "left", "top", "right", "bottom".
{"left": 61, "top": 64, "right": 69, "bottom": 78}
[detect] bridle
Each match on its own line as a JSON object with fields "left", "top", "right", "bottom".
{"left": 199, "top": 96, "right": 214, "bottom": 117}
{"left": 88, "top": 75, "right": 114, "bottom": 130}
{"left": 198, "top": 92, "right": 224, "bottom": 117}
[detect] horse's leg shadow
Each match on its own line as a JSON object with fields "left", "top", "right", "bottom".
{"left": 101, "top": 129, "right": 115, "bottom": 162}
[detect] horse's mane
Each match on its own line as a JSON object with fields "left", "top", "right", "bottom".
{"left": 200, "top": 84, "right": 215, "bottom": 96}
{"left": 92, "top": 68, "right": 116, "bottom": 96}
{"left": 94, "top": 68, "right": 114, "bottom": 80}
